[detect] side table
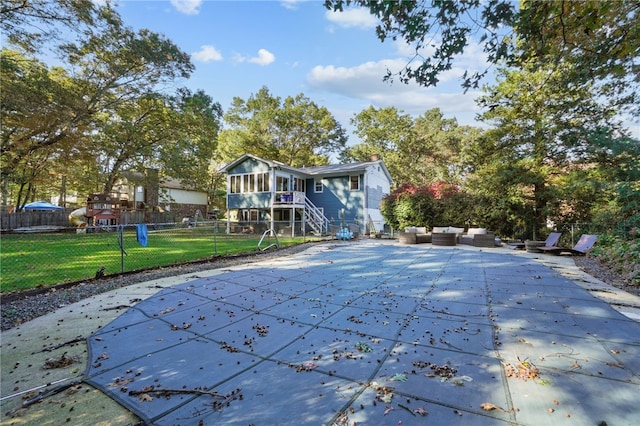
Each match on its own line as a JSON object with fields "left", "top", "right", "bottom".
{"left": 432, "top": 232, "right": 457, "bottom": 246}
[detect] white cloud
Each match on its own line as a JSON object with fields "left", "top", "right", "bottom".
{"left": 249, "top": 49, "right": 276, "bottom": 66}
{"left": 231, "top": 53, "right": 246, "bottom": 64}
{"left": 325, "top": 8, "right": 378, "bottom": 29}
{"left": 192, "top": 45, "right": 223, "bottom": 63}
{"left": 392, "top": 37, "right": 491, "bottom": 87}
{"left": 307, "top": 59, "right": 483, "bottom": 125}
{"left": 170, "top": 0, "right": 202, "bottom": 15}
{"left": 280, "top": 0, "right": 302, "bottom": 10}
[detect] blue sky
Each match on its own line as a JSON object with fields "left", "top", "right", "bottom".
{"left": 114, "top": 0, "right": 492, "bottom": 145}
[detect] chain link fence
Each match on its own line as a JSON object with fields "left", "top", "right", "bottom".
{"left": 554, "top": 221, "right": 638, "bottom": 246}
{"left": 1, "top": 220, "right": 328, "bottom": 294}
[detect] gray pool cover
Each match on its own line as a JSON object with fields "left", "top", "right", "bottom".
{"left": 84, "top": 242, "right": 640, "bottom": 425}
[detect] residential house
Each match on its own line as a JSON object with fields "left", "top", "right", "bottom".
{"left": 221, "top": 154, "right": 393, "bottom": 236}
{"left": 118, "top": 171, "right": 209, "bottom": 219}
{"left": 157, "top": 177, "right": 208, "bottom": 218}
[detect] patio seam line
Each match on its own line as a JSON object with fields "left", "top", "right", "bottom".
{"left": 148, "top": 250, "right": 410, "bottom": 424}
{"left": 323, "top": 247, "right": 517, "bottom": 425}
{"left": 387, "top": 248, "right": 522, "bottom": 424}
{"left": 326, "top": 252, "right": 433, "bottom": 425}
{"left": 145, "top": 291, "right": 351, "bottom": 422}
{"left": 482, "top": 251, "right": 519, "bottom": 424}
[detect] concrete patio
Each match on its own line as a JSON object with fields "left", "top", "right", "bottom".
{"left": 1, "top": 240, "right": 639, "bottom": 425}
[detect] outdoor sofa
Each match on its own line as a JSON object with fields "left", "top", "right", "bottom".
{"left": 399, "top": 226, "right": 499, "bottom": 247}
{"left": 398, "top": 227, "right": 432, "bottom": 244}
{"left": 458, "top": 227, "right": 498, "bottom": 247}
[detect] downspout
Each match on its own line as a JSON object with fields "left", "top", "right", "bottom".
{"left": 363, "top": 171, "right": 368, "bottom": 234}
{"left": 290, "top": 174, "right": 294, "bottom": 238}
{"left": 225, "top": 174, "right": 230, "bottom": 234}
{"left": 270, "top": 167, "right": 275, "bottom": 235}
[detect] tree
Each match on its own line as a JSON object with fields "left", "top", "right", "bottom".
{"left": 89, "top": 88, "right": 221, "bottom": 198}
{"left": 218, "top": 86, "right": 347, "bottom": 166}
{"left": 340, "top": 106, "right": 415, "bottom": 183}
{"left": 324, "top": 0, "right": 517, "bottom": 89}
{"left": 380, "top": 184, "right": 436, "bottom": 230}
{"left": 585, "top": 131, "right": 640, "bottom": 227}
{"left": 0, "top": 49, "right": 89, "bottom": 206}
{"left": 1, "top": 4, "right": 194, "bottom": 206}
{"left": 516, "top": 1, "right": 640, "bottom": 115}
{"left": 412, "top": 109, "right": 481, "bottom": 185}
{"left": 90, "top": 94, "right": 174, "bottom": 194}
{"left": 342, "top": 107, "right": 482, "bottom": 187}
{"left": 471, "top": 62, "right": 620, "bottom": 237}
{"left": 159, "top": 89, "right": 223, "bottom": 194}
{"left": 324, "top": 1, "right": 639, "bottom": 113}
{"left": 1, "top": 0, "right": 104, "bottom": 53}
{"left": 380, "top": 182, "right": 479, "bottom": 230}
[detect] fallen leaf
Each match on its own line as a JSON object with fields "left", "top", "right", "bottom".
{"left": 390, "top": 373, "right": 408, "bottom": 382}
{"left": 481, "top": 402, "right": 506, "bottom": 412}
{"left": 138, "top": 393, "right": 153, "bottom": 402}
{"left": 413, "top": 407, "right": 428, "bottom": 416}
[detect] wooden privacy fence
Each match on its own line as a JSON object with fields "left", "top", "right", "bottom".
{"left": 0, "top": 211, "right": 176, "bottom": 231}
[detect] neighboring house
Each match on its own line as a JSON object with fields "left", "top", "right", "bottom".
{"left": 157, "top": 177, "right": 208, "bottom": 218}
{"left": 221, "top": 154, "right": 393, "bottom": 236}
{"left": 119, "top": 171, "right": 209, "bottom": 219}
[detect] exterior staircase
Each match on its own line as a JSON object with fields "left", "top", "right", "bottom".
{"left": 304, "top": 197, "right": 330, "bottom": 235}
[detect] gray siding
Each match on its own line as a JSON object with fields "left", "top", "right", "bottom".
{"left": 227, "top": 158, "right": 270, "bottom": 174}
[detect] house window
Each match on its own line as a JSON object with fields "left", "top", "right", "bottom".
{"left": 242, "top": 175, "right": 251, "bottom": 193}
{"left": 230, "top": 175, "right": 241, "bottom": 193}
{"left": 257, "top": 173, "right": 270, "bottom": 192}
{"left": 314, "top": 179, "right": 323, "bottom": 193}
{"left": 231, "top": 173, "right": 269, "bottom": 193}
{"left": 276, "top": 176, "right": 289, "bottom": 192}
{"left": 293, "top": 177, "right": 305, "bottom": 192}
{"left": 350, "top": 175, "right": 360, "bottom": 191}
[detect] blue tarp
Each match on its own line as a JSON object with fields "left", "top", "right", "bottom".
{"left": 83, "top": 243, "right": 640, "bottom": 425}
{"left": 22, "top": 201, "right": 64, "bottom": 211}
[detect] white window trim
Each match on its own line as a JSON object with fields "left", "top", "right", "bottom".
{"left": 349, "top": 175, "right": 360, "bottom": 191}
{"left": 314, "top": 178, "right": 323, "bottom": 193}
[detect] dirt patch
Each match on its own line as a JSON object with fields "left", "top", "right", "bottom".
{"left": 574, "top": 255, "right": 640, "bottom": 297}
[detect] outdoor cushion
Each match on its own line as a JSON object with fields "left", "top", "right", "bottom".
{"left": 447, "top": 226, "right": 465, "bottom": 235}
{"left": 467, "top": 228, "right": 487, "bottom": 235}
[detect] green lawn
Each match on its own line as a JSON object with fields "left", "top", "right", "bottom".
{"left": 0, "top": 228, "right": 309, "bottom": 293}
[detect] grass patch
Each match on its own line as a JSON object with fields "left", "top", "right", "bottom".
{"left": 0, "top": 227, "right": 310, "bottom": 293}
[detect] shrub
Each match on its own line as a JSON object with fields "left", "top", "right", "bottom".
{"left": 382, "top": 182, "right": 482, "bottom": 230}
{"left": 590, "top": 233, "right": 640, "bottom": 287}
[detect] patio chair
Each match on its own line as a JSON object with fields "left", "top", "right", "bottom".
{"left": 539, "top": 234, "right": 598, "bottom": 256}
{"left": 540, "top": 232, "right": 562, "bottom": 249}
{"left": 508, "top": 232, "right": 561, "bottom": 250}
